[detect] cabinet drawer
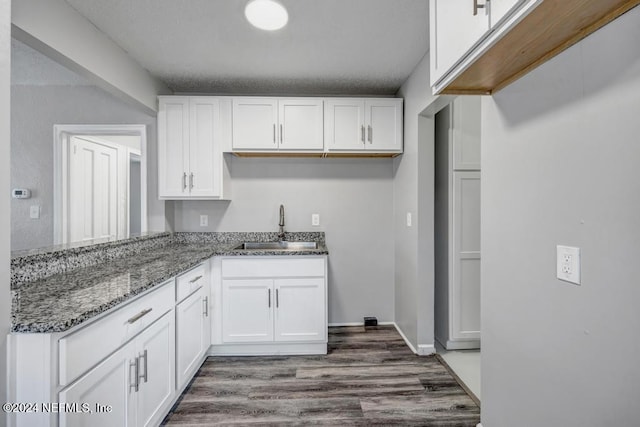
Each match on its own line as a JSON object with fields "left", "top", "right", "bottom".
{"left": 58, "top": 280, "right": 175, "bottom": 387}
{"left": 221, "top": 257, "right": 325, "bottom": 278}
{"left": 176, "top": 263, "right": 207, "bottom": 303}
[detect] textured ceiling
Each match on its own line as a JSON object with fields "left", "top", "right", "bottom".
{"left": 63, "top": 0, "right": 429, "bottom": 95}
{"left": 11, "top": 38, "right": 91, "bottom": 86}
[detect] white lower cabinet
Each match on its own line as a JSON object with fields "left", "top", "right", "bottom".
{"left": 59, "top": 310, "right": 175, "bottom": 427}
{"left": 176, "top": 284, "right": 211, "bottom": 390}
{"left": 212, "top": 256, "right": 328, "bottom": 355}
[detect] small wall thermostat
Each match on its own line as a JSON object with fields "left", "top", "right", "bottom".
{"left": 12, "top": 189, "right": 31, "bottom": 199}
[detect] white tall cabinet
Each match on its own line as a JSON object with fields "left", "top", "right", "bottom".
{"left": 435, "top": 96, "right": 482, "bottom": 350}
{"left": 158, "top": 96, "right": 230, "bottom": 199}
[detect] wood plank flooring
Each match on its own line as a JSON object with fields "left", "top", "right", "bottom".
{"left": 162, "top": 325, "right": 480, "bottom": 426}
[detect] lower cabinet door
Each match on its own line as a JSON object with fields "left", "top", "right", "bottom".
{"left": 136, "top": 312, "right": 175, "bottom": 427}
{"left": 222, "top": 279, "right": 274, "bottom": 342}
{"left": 59, "top": 342, "right": 134, "bottom": 427}
{"left": 176, "top": 287, "right": 207, "bottom": 389}
{"left": 274, "top": 278, "right": 325, "bottom": 342}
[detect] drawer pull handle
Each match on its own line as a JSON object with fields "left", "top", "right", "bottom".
{"left": 473, "top": 0, "right": 487, "bottom": 15}
{"left": 203, "top": 296, "right": 209, "bottom": 317}
{"left": 368, "top": 125, "right": 372, "bottom": 143}
{"left": 268, "top": 289, "right": 271, "bottom": 308}
{"left": 276, "top": 289, "right": 279, "bottom": 308}
{"left": 139, "top": 350, "right": 148, "bottom": 384}
{"left": 127, "top": 308, "right": 153, "bottom": 324}
{"left": 189, "top": 275, "right": 203, "bottom": 284}
{"left": 130, "top": 358, "right": 139, "bottom": 392}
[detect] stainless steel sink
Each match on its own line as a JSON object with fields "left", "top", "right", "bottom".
{"left": 232, "top": 241, "right": 318, "bottom": 250}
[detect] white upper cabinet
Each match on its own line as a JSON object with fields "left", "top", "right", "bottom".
{"left": 279, "top": 99, "right": 324, "bottom": 150}
{"left": 158, "top": 96, "right": 229, "bottom": 200}
{"left": 430, "top": 0, "right": 490, "bottom": 87}
{"left": 232, "top": 98, "right": 323, "bottom": 151}
{"left": 232, "top": 98, "right": 278, "bottom": 150}
{"left": 325, "top": 98, "right": 403, "bottom": 153}
{"left": 489, "top": 0, "right": 525, "bottom": 27}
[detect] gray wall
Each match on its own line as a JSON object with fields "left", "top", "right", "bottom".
{"left": 481, "top": 7, "right": 640, "bottom": 426}
{"left": 1, "top": 0, "right": 11, "bottom": 413}
{"left": 394, "top": 52, "right": 438, "bottom": 350}
{"left": 10, "top": 84, "right": 163, "bottom": 251}
{"left": 172, "top": 156, "right": 395, "bottom": 324}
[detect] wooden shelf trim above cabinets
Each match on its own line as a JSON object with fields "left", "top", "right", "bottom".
{"left": 441, "top": 0, "right": 640, "bottom": 95}
{"left": 231, "top": 152, "right": 401, "bottom": 158}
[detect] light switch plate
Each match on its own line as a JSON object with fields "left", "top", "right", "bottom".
{"left": 30, "top": 205, "right": 40, "bottom": 219}
{"left": 406, "top": 212, "right": 412, "bottom": 227}
{"left": 557, "top": 245, "right": 580, "bottom": 285}
{"left": 199, "top": 215, "right": 208, "bottom": 227}
{"left": 311, "top": 213, "right": 320, "bottom": 226}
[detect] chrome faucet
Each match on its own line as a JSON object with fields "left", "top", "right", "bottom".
{"left": 278, "top": 204, "right": 286, "bottom": 241}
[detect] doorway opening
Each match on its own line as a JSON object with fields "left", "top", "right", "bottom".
{"left": 53, "top": 124, "right": 147, "bottom": 245}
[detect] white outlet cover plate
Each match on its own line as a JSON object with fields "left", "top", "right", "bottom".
{"left": 312, "top": 214, "right": 320, "bottom": 226}
{"left": 557, "top": 245, "right": 581, "bottom": 285}
{"left": 200, "top": 215, "right": 208, "bottom": 227}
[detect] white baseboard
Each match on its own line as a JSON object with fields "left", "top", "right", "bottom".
{"left": 392, "top": 323, "right": 418, "bottom": 354}
{"left": 328, "top": 321, "right": 395, "bottom": 327}
{"left": 418, "top": 344, "right": 436, "bottom": 356}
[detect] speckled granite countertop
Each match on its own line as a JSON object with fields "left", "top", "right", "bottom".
{"left": 11, "top": 233, "right": 328, "bottom": 334}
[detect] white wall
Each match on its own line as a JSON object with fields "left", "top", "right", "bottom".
{"left": 172, "top": 156, "right": 395, "bottom": 324}
{"left": 394, "top": 51, "right": 438, "bottom": 351}
{"left": 11, "top": 85, "right": 163, "bottom": 251}
{"left": 0, "top": 0, "right": 10, "bottom": 414}
{"left": 11, "top": 0, "right": 169, "bottom": 113}
{"left": 481, "top": 7, "right": 640, "bottom": 426}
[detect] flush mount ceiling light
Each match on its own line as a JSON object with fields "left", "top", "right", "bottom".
{"left": 244, "top": 0, "right": 288, "bottom": 31}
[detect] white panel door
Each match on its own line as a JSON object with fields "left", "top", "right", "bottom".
{"left": 222, "top": 279, "right": 274, "bottom": 342}
{"left": 274, "top": 278, "right": 325, "bottom": 342}
{"left": 232, "top": 98, "right": 278, "bottom": 150}
{"left": 324, "top": 99, "right": 365, "bottom": 151}
{"left": 135, "top": 312, "right": 175, "bottom": 427}
{"left": 59, "top": 342, "right": 133, "bottom": 427}
{"left": 451, "top": 171, "right": 481, "bottom": 341}
{"left": 189, "top": 97, "right": 220, "bottom": 197}
{"left": 279, "top": 98, "right": 324, "bottom": 150}
{"left": 69, "top": 137, "right": 118, "bottom": 243}
{"left": 365, "top": 100, "right": 403, "bottom": 151}
{"left": 430, "top": 0, "right": 491, "bottom": 86}
{"left": 452, "top": 96, "right": 481, "bottom": 170}
{"left": 158, "top": 97, "right": 189, "bottom": 198}
{"left": 176, "top": 287, "right": 208, "bottom": 389}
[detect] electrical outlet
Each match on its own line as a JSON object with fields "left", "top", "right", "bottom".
{"left": 557, "top": 245, "right": 581, "bottom": 285}
{"left": 199, "top": 215, "right": 208, "bottom": 227}
{"left": 311, "top": 213, "right": 320, "bottom": 226}
{"left": 30, "top": 205, "right": 40, "bottom": 219}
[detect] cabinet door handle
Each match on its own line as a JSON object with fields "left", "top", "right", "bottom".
{"left": 280, "top": 124, "right": 283, "bottom": 144}
{"left": 139, "top": 350, "right": 148, "bottom": 384}
{"left": 127, "top": 308, "right": 152, "bottom": 324}
{"left": 182, "top": 172, "right": 187, "bottom": 190}
{"left": 368, "top": 125, "right": 372, "bottom": 143}
{"left": 203, "top": 296, "right": 209, "bottom": 317}
{"left": 273, "top": 124, "right": 276, "bottom": 143}
{"left": 361, "top": 125, "right": 365, "bottom": 143}
{"left": 268, "top": 289, "right": 271, "bottom": 308}
{"left": 189, "top": 275, "right": 203, "bottom": 284}
{"left": 473, "top": 0, "right": 487, "bottom": 15}
{"left": 190, "top": 173, "right": 194, "bottom": 189}
{"left": 276, "top": 289, "right": 279, "bottom": 308}
{"left": 130, "top": 358, "right": 139, "bottom": 392}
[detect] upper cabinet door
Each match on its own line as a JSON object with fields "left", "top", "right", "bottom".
{"left": 278, "top": 98, "right": 324, "bottom": 150}
{"left": 365, "top": 100, "right": 403, "bottom": 151}
{"left": 429, "top": 0, "right": 491, "bottom": 86}
{"left": 232, "top": 98, "right": 278, "bottom": 150}
{"left": 158, "top": 97, "right": 190, "bottom": 198}
{"left": 489, "top": 0, "right": 525, "bottom": 28}
{"left": 189, "top": 97, "right": 220, "bottom": 197}
{"left": 324, "top": 99, "right": 365, "bottom": 151}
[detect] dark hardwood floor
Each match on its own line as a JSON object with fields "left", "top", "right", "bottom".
{"left": 162, "top": 325, "right": 480, "bottom": 426}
